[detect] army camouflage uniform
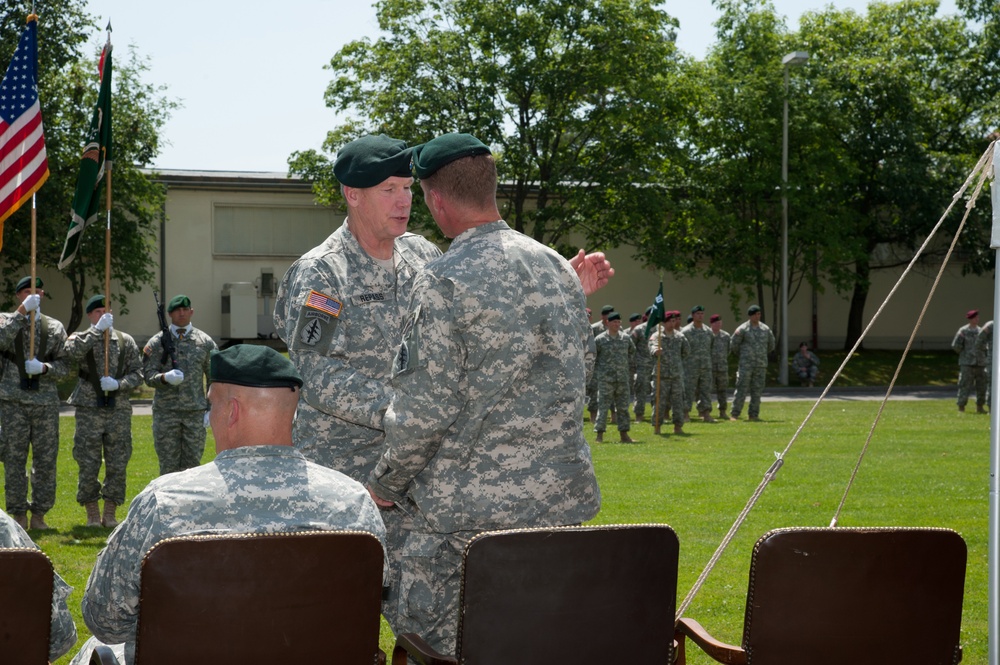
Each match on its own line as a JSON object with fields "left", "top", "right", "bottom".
{"left": 0, "top": 311, "right": 68, "bottom": 518}
{"left": 594, "top": 328, "right": 635, "bottom": 434}
{"left": 729, "top": 320, "right": 775, "bottom": 419}
{"left": 649, "top": 324, "right": 689, "bottom": 429}
{"left": 953, "top": 322, "right": 987, "bottom": 410}
{"left": 791, "top": 348, "right": 820, "bottom": 385}
{"left": 75, "top": 446, "right": 387, "bottom": 665}
{"left": 586, "top": 319, "right": 606, "bottom": 416}
{"left": 142, "top": 326, "right": 216, "bottom": 475}
{"left": 711, "top": 328, "right": 731, "bottom": 417}
{"left": 65, "top": 325, "right": 143, "bottom": 506}
{"left": 369, "top": 221, "right": 601, "bottom": 658}
{"left": 630, "top": 324, "right": 653, "bottom": 419}
{"left": 976, "top": 320, "right": 993, "bottom": 408}
{"left": 681, "top": 322, "right": 714, "bottom": 418}
{"left": 273, "top": 221, "right": 441, "bottom": 629}
{"left": 0, "top": 510, "right": 76, "bottom": 659}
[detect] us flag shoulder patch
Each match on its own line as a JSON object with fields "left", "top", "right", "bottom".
{"left": 305, "top": 290, "right": 343, "bottom": 318}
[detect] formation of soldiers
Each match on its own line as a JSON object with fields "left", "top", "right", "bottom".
{"left": 0, "top": 280, "right": 216, "bottom": 531}
{"left": 590, "top": 302, "right": 776, "bottom": 438}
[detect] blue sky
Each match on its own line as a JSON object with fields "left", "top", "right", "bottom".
{"left": 79, "top": 0, "right": 960, "bottom": 172}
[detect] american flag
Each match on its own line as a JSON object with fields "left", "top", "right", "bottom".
{"left": 0, "top": 15, "right": 48, "bottom": 250}
{"left": 306, "top": 290, "right": 343, "bottom": 317}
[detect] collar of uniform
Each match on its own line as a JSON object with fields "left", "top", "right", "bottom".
{"left": 170, "top": 324, "right": 192, "bottom": 337}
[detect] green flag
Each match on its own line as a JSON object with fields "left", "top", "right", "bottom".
{"left": 58, "top": 36, "right": 112, "bottom": 270}
{"left": 645, "top": 281, "right": 664, "bottom": 335}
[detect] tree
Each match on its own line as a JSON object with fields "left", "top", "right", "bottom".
{"left": 798, "top": 0, "right": 996, "bottom": 348}
{"left": 290, "top": 0, "right": 694, "bottom": 256}
{"left": 0, "top": 1, "right": 177, "bottom": 332}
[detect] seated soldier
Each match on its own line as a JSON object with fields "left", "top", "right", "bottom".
{"left": 70, "top": 345, "right": 386, "bottom": 665}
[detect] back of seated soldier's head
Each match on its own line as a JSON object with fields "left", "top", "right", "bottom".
{"left": 208, "top": 345, "right": 303, "bottom": 451}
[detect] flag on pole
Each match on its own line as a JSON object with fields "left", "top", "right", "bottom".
{"left": 645, "top": 281, "right": 665, "bottom": 335}
{"left": 58, "top": 30, "right": 112, "bottom": 269}
{"left": 0, "top": 15, "right": 48, "bottom": 251}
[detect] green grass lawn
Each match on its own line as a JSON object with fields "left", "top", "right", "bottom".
{"left": 13, "top": 398, "right": 989, "bottom": 663}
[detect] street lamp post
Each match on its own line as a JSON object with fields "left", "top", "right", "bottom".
{"left": 779, "top": 50, "right": 808, "bottom": 386}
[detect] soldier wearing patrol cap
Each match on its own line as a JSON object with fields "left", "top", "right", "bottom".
{"left": 64, "top": 295, "right": 143, "bottom": 527}
{"left": 729, "top": 304, "right": 775, "bottom": 422}
{"left": 142, "top": 294, "right": 217, "bottom": 475}
{"left": 367, "top": 132, "right": 601, "bottom": 658}
{"left": 0, "top": 276, "right": 68, "bottom": 530}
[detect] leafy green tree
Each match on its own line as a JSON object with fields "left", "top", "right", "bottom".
{"left": 798, "top": 0, "right": 996, "bottom": 348}
{"left": 0, "top": 1, "right": 177, "bottom": 332}
{"left": 291, "top": 0, "right": 693, "bottom": 255}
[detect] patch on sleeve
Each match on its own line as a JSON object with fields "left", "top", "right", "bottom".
{"left": 394, "top": 305, "right": 421, "bottom": 375}
{"left": 305, "top": 290, "right": 343, "bottom": 318}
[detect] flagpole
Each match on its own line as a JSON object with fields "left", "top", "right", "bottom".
{"left": 654, "top": 325, "right": 662, "bottom": 434}
{"left": 103, "top": 166, "right": 111, "bottom": 376}
{"left": 29, "top": 195, "right": 37, "bottom": 358}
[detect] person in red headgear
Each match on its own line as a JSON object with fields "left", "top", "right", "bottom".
{"left": 952, "top": 308, "right": 987, "bottom": 413}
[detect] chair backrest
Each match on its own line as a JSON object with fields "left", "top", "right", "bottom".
{"left": 455, "top": 524, "right": 679, "bottom": 664}
{"left": 133, "top": 530, "right": 385, "bottom": 665}
{"left": 0, "top": 548, "right": 53, "bottom": 665}
{"left": 742, "top": 527, "right": 966, "bottom": 665}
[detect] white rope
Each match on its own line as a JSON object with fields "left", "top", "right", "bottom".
{"left": 675, "top": 140, "right": 997, "bottom": 622}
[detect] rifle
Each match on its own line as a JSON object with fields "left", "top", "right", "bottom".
{"left": 153, "top": 291, "right": 179, "bottom": 370}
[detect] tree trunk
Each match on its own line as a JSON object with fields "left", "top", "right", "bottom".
{"left": 844, "top": 258, "right": 870, "bottom": 350}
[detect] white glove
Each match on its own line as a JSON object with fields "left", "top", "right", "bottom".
{"left": 22, "top": 294, "right": 40, "bottom": 312}
{"left": 95, "top": 313, "right": 113, "bottom": 332}
{"left": 163, "top": 369, "right": 185, "bottom": 386}
{"left": 100, "top": 376, "right": 120, "bottom": 391}
{"left": 24, "top": 358, "right": 44, "bottom": 376}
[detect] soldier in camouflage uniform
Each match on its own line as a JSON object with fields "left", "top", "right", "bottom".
{"left": 976, "top": 319, "right": 993, "bottom": 410}
{"left": 0, "top": 510, "right": 76, "bottom": 660}
{"left": 681, "top": 305, "right": 716, "bottom": 422}
{"left": 629, "top": 311, "right": 654, "bottom": 422}
{"left": 0, "top": 276, "right": 68, "bottom": 531}
{"left": 952, "top": 309, "right": 987, "bottom": 413}
{"left": 65, "top": 295, "right": 143, "bottom": 528}
{"left": 73, "top": 345, "right": 387, "bottom": 665}
{"left": 709, "top": 314, "right": 731, "bottom": 419}
{"left": 729, "top": 304, "right": 775, "bottom": 422}
{"left": 587, "top": 304, "right": 614, "bottom": 422}
{"left": 594, "top": 312, "right": 635, "bottom": 442}
{"left": 368, "top": 134, "right": 601, "bottom": 659}
{"left": 649, "top": 310, "right": 689, "bottom": 435}
{"left": 142, "top": 294, "right": 217, "bottom": 475}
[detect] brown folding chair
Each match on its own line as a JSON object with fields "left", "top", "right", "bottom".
{"left": 0, "top": 548, "right": 54, "bottom": 665}
{"left": 392, "top": 523, "right": 679, "bottom": 665}
{"left": 92, "top": 530, "right": 386, "bottom": 665}
{"left": 676, "top": 526, "right": 967, "bottom": 665}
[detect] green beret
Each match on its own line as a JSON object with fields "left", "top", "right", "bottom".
{"left": 748, "top": 304, "right": 762, "bottom": 315}
{"left": 691, "top": 305, "right": 704, "bottom": 313}
{"left": 607, "top": 311, "right": 621, "bottom": 321}
{"left": 411, "top": 133, "right": 491, "bottom": 179}
{"left": 629, "top": 313, "right": 641, "bottom": 322}
{"left": 85, "top": 295, "right": 106, "bottom": 314}
{"left": 601, "top": 305, "right": 614, "bottom": 314}
{"left": 167, "top": 294, "right": 191, "bottom": 312}
{"left": 210, "top": 345, "right": 303, "bottom": 390}
{"left": 15, "top": 276, "right": 42, "bottom": 292}
{"left": 333, "top": 134, "right": 413, "bottom": 188}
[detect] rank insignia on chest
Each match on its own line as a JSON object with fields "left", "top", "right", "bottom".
{"left": 305, "top": 290, "right": 342, "bottom": 318}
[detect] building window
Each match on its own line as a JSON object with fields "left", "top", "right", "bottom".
{"left": 213, "top": 204, "right": 339, "bottom": 256}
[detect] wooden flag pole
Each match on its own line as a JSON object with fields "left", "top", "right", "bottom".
{"left": 103, "top": 166, "right": 111, "bottom": 377}
{"left": 654, "top": 325, "right": 662, "bottom": 434}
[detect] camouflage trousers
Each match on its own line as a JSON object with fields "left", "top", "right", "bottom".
{"left": 0, "top": 400, "right": 59, "bottom": 515}
{"left": 73, "top": 405, "right": 134, "bottom": 505}
{"left": 684, "top": 365, "right": 713, "bottom": 415}
{"left": 652, "top": 374, "right": 685, "bottom": 427}
{"left": 632, "top": 364, "right": 653, "bottom": 418}
{"left": 394, "top": 523, "right": 473, "bottom": 659}
{"left": 586, "top": 370, "right": 598, "bottom": 413}
{"left": 152, "top": 408, "right": 206, "bottom": 475}
{"left": 379, "top": 498, "right": 415, "bottom": 635}
{"left": 957, "top": 364, "right": 987, "bottom": 408}
{"left": 596, "top": 377, "right": 631, "bottom": 432}
{"left": 731, "top": 365, "right": 766, "bottom": 418}
{"left": 712, "top": 369, "right": 729, "bottom": 414}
